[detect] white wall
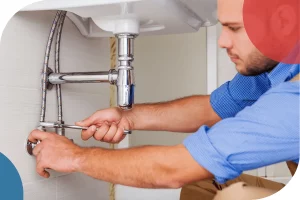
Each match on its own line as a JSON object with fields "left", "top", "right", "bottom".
{"left": 131, "top": 30, "right": 207, "bottom": 147}
{"left": 0, "top": 11, "right": 111, "bottom": 200}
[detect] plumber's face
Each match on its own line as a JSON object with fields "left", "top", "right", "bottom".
{"left": 217, "top": 0, "right": 278, "bottom": 76}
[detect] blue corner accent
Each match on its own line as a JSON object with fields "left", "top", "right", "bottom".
{"left": 0, "top": 153, "right": 23, "bottom": 200}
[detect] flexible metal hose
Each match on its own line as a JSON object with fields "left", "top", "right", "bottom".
{"left": 40, "top": 11, "right": 63, "bottom": 122}
{"left": 55, "top": 11, "right": 67, "bottom": 123}
{"left": 55, "top": 11, "right": 67, "bottom": 136}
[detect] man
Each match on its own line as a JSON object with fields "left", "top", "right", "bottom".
{"left": 29, "top": 0, "right": 299, "bottom": 199}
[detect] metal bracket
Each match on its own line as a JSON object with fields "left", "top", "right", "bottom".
{"left": 45, "top": 67, "right": 54, "bottom": 90}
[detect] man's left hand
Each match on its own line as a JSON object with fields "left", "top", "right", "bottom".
{"left": 28, "top": 130, "right": 84, "bottom": 178}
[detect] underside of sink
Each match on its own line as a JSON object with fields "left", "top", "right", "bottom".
{"left": 21, "top": 0, "right": 217, "bottom": 37}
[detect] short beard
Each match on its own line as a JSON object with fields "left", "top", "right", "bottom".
{"left": 243, "top": 50, "right": 279, "bottom": 76}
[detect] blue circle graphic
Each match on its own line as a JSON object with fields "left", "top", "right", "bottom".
{"left": 0, "top": 153, "right": 23, "bottom": 200}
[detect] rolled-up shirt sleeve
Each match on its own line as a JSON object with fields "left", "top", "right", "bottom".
{"left": 185, "top": 82, "right": 299, "bottom": 183}
{"left": 210, "top": 73, "right": 271, "bottom": 119}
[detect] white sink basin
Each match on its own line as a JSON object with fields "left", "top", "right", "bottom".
{"left": 21, "top": 0, "right": 217, "bottom": 37}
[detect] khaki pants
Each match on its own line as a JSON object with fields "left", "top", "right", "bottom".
{"left": 180, "top": 174, "right": 285, "bottom": 200}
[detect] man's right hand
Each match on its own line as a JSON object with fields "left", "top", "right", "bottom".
{"left": 76, "top": 108, "right": 133, "bottom": 144}
{"left": 75, "top": 95, "right": 219, "bottom": 143}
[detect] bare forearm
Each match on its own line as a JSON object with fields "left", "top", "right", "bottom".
{"left": 76, "top": 145, "right": 212, "bottom": 188}
{"left": 125, "top": 95, "right": 221, "bottom": 132}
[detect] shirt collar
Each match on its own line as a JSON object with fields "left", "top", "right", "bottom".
{"left": 267, "top": 63, "right": 299, "bottom": 87}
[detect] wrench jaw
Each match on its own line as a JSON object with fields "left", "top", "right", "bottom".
{"left": 55, "top": 121, "right": 65, "bottom": 136}
{"left": 39, "top": 122, "right": 60, "bottom": 129}
{"left": 39, "top": 121, "right": 66, "bottom": 136}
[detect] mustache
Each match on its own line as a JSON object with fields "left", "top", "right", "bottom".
{"left": 227, "top": 50, "right": 239, "bottom": 58}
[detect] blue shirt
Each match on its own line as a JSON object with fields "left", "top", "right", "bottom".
{"left": 183, "top": 63, "right": 300, "bottom": 184}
